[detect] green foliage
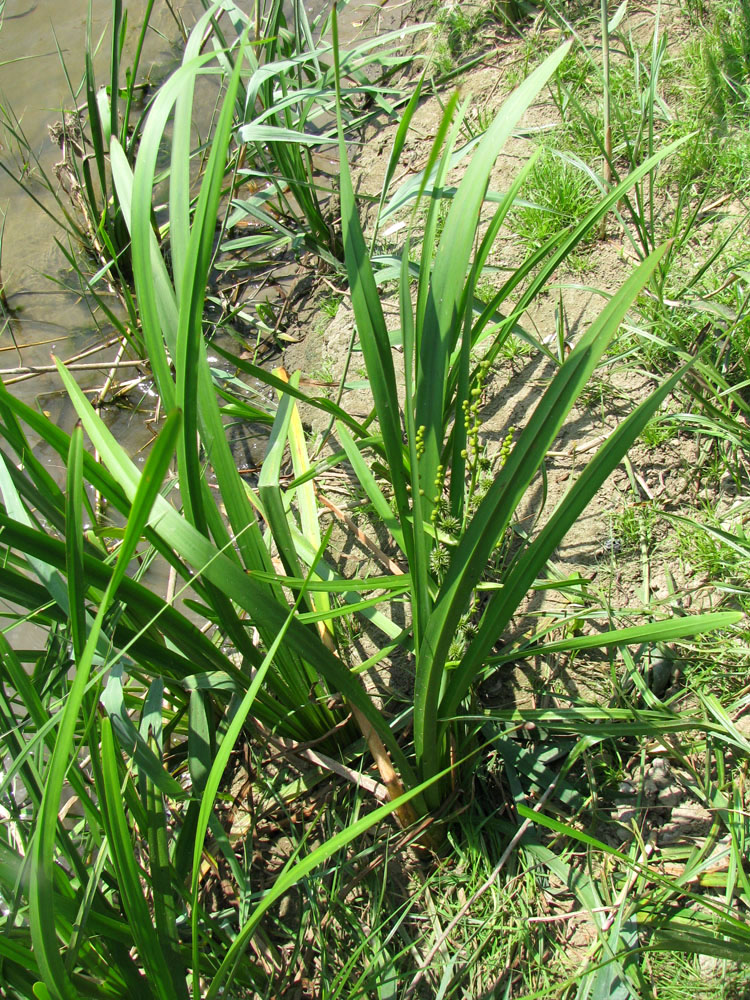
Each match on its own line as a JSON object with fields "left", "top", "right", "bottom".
{"left": 610, "top": 500, "right": 660, "bottom": 555}
{"left": 516, "top": 146, "right": 600, "bottom": 250}
{"left": 1, "top": 3, "right": 749, "bottom": 997}
{"left": 332, "top": 22, "right": 736, "bottom": 816}
{"left": 429, "top": 0, "right": 531, "bottom": 76}
{"left": 698, "top": 0, "right": 750, "bottom": 122}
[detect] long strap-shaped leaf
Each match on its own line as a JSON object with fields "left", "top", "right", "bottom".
{"left": 472, "top": 134, "right": 693, "bottom": 377}
{"left": 332, "top": 9, "right": 414, "bottom": 576}
{"left": 65, "top": 425, "right": 86, "bottom": 661}
{"left": 415, "top": 42, "right": 572, "bottom": 525}
{"left": 55, "top": 360, "right": 417, "bottom": 789}
{"left": 121, "top": 33, "right": 294, "bottom": 657}
{"left": 484, "top": 613, "right": 743, "bottom": 667}
{"left": 414, "top": 246, "right": 669, "bottom": 798}
{"left": 450, "top": 372, "right": 689, "bottom": 705}
{"left": 97, "top": 718, "right": 186, "bottom": 999}
{"left": 168, "top": 4, "right": 218, "bottom": 298}
{"left": 445, "top": 370, "right": 740, "bottom": 717}
{"left": 407, "top": 99, "right": 466, "bottom": 642}
{"left": 30, "top": 409, "right": 182, "bottom": 1000}
{"left": 174, "top": 29, "right": 247, "bottom": 533}
{"left": 0, "top": 513, "right": 243, "bottom": 681}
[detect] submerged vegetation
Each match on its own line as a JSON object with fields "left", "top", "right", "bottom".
{"left": 1, "top": 0, "right": 750, "bottom": 996}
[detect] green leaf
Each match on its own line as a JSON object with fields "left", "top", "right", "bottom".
{"left": 488, "top": 612, "right": 743, "bottom": 664}
{"left": 99, "top": 719, "right": 179, "bottom": 999}
{"left": 65, "top": 424, "right": 86, "bottom": 660}
{"left": 415, "top": 43, "right": 572, "bottom": 519}
{"left": 415, "top": 246, "right": 672, "bottom": 796}
{"left": 54, "top": 346, "right": 414, "bottom": 785}
{"left": 30, "top": 401, "right": 183, "bottom": 1000}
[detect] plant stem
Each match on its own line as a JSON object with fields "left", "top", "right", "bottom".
{"left": 600, "top": 0, "right": 612, "bottom": 238}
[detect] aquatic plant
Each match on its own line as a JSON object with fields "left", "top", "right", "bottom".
{"left": 0, "top": 4, "right": 746, "bottom": 998}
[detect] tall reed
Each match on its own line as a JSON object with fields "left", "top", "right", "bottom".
{"left": 0, "top": 5, "right": 743, "bottom": 997}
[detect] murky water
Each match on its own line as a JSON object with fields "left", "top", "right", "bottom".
{"left": 0, "top": 0, "right": 372, "bottom": 438}
{"left": 0, "top": 0, "right": 216, "bottom": 460}
{"left": 0, "top": 0, "right": 399, "bottom": 649}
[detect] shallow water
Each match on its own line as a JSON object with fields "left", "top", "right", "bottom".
{"left": 0, "top": 0, "right": 217, "bottom": 457}
{"left": 0, "top": 0, "right": 365, "bottom": 433}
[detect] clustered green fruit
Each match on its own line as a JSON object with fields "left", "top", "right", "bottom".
{"left": 431, "top": 464, "right": 446, "bottom": 523}
{"left": 499, "top": 425, "right": 515, "bottom": 467}
{"left": 429, "top": 543, "right": 450, "bottom": 579}
{"left": 462, "top": 359, "right": 491, "bottom": 469}
{"left": 415, "top": 424, "right": 426, "bottom": 459}
{"left": 447, "top": 599, "right": 480, "bottom": 664}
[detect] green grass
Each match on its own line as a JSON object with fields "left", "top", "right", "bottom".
{"left": 2, "top": 0, "right": 750, "bottom": 997}
{"left": 515, "top": 146, "right": 600, "bottom": 251}
{"left": 609, "top": 500, "right": 660, "bottom": 555}
{"left": 428, "top": 0, "right": 530, "bottom": 77}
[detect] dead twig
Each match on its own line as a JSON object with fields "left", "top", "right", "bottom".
{"left": 318, "top": 492, "right": 405, "bottom": 576}
{"left": 0, "top": 359, "right": 146, "bottom": 377}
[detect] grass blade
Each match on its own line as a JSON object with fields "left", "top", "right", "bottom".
{"left": 98, "top": 718, "right": 184, "bottom": 999}
{"left": 65, "top": 424, "right": 86, "bottom": 661}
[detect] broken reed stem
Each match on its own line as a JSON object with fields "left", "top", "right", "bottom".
{"left": 93, "top": 338, "right": 128, "bottom": 408}
{"left": 3, "top": 335, "right": 129, "bottom": 385}
{"left": 316, "top": 621, "right": 424, "bottom": 835}
{"left": 0, "top": 359, "right": 146, "bottom": 377}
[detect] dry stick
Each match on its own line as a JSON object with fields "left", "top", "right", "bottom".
{"left": 108, "top": 376, "right": 150, "bottom": 401}
{"left": 567, "top": 837, "right": 657, "bottom": 995}
{"left": 226, "top": 741, "right": 386, "bottom": 843}
{"left": 0, "top": 359, "right": 146, "bottom": 377}
{"left": 403, "top": 779, "right": 559, "bottom": 1000}
{"left": 3, "top": 335, "right": 128, "bottom": 385}
{"left": 418, "top": 886, "right": 450, "bottom": 993}
{"left": 697, "top": 191, "right": 735, "bottom": 219}
{"left": 529, "top": 905, "right": 614, "bottom": 924}
{"left": 621, "top": 456, "right": 654, "bottom": 602}
{"left": 640, "top": 523, "right": 651, "bottom": 606}
{"left": 0, "top": 336, "right": 58, "bottom": 353}
{"left": 318, "top": 492, "right": 405, "bottom": 575}
{"left": 547, "top": 432, "right": 609, "bottom": 460}
{"left": 165, "top": 564, "right": 177, "bottom": 608}
{"left": 61, "top": 336, "right": 124, "bottom": 363}
{"left": 93, "top": 338, "right": 128, "bottom": 408}
{"left": 54, "top": 156, "right": 133, "bottom": 325}
{"left": 284, "top": 746, "right": 386, "bottom": 801}
{"left": 557, "top": 835, "right": 657, "bottom": 988}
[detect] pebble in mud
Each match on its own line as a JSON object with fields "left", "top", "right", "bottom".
{"left": 612, "top": 758, "right": 687, "bottom": 842}
{"left": 648, "top": 757, "right": 672, "bottom": 787}
{"left": 643, "top": 757, "right": 671, "bottom": 802}
{"left": 656, "top": 784, "right": 684, "bottom": 809}
{"left": 647, "top": 655, "right": 674, "bottom": 698}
